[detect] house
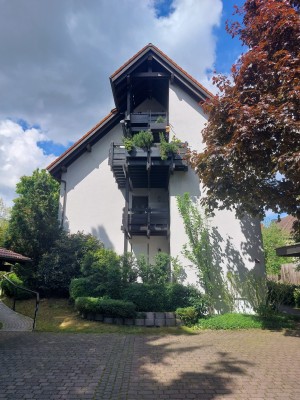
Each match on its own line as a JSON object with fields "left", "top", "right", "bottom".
{"left": 47, "top": 44, "right": 265, "bottom": 304}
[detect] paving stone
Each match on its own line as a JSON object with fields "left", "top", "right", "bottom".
{"left": 0, "top": 300, "right": 33, "bottom": 331}
{"left": 0, "top": 328, "right": 300, "bottom": 399}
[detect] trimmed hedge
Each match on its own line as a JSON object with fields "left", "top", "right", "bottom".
{"left": 122, "top": 282, "right": 202, "bottom": 312}
{"left": 75, "top": 297, "right": 136, "bottom": 318}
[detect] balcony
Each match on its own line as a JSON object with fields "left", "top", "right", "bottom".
{"left": 124, "top": 112, "right": 168, "bottom": 139}
{"left": 122, "top": 208, "right": 169, "bottom": 237}
{"left": 109, "top": 143, "right": 188, "bottom": 188}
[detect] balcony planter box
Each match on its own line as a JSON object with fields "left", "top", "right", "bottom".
{"left": 150, "top": 122, "right": 166, "bottom": 130}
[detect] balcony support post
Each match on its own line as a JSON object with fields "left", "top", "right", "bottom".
{"left": 123, "top": 175, "right": 129, "bottom": 254}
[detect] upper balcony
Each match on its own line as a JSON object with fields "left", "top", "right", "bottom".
{"left": 109, "top": 142, "right": 188, "bottom": 189}
{"left": 123, "top": 112, "right": 168, "bottom": 140}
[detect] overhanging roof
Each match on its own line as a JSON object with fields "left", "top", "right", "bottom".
{"left": 47, "top": 109, "right": 121, "bottom": 179}
{"left": 0, "top": 248, "right": 32, "bottom": 264}
{"left": 47, "top": 43, "right": 213, "bottom": 180}
{"left": 110, "top": 43, "right": 213, "bottom": 112}
{"left": 276, "top": 243, "right": 300, "bottom": 257}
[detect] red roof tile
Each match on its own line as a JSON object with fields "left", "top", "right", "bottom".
{"left": 0, "top": 248, "right": 32, "bottom": 263}
{"left": 276, "top": 215, "right": 297, "bottom": 235}
{"left": 110, "top": 43, "right": 214, "bottom": 98}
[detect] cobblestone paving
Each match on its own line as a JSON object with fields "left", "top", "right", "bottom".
{"left": 0, "top": 329, "right": 299, "bottom": 399}
{"left": 0, "top": 301, "right": 33, "bottom": 331}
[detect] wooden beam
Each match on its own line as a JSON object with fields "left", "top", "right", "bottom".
{"left": 132, "top": 72, "right": 169, "bottom": 78}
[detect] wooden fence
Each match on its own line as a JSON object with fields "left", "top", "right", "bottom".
{"left": 268, "top": 263, "right": 300, "bottom": 285}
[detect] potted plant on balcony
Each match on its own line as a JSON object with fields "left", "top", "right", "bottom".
{"left": 159, "top": 132, "right": 181, "bottom": 160}
{"left": 122, "top": 130, "right": 154, "bottom": 152}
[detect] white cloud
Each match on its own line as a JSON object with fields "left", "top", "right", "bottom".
{"left": 0, "top": 0, "right": 223, "bottom": 203}
{"left": 0, "top": 120, "right": 56, "bottom": 205}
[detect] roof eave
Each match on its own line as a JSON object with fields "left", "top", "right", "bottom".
{"left": 47, "top": 110, "right": 122, "bottom": 180}
{"left": 110, "top": 43, "right": 213, "bottom": 110}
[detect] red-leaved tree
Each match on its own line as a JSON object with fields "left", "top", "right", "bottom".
{"left": 189, "top": 0, "right": 300, "bottom": 230}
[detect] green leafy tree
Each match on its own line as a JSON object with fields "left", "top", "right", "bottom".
{"left": 5, "top": 169, "right": 60, "bottom": 287}
{"left": 34, "top": 232, "right": 103, "bottom": 296}
{"left": 177, "top": 193, "right": 234, "bottom": 312}
{"left": 188, "top": 0, "right": 300, "bottom": 228}
{"left": 262, "top": 222, "right": 291, "bottom": 275}
{"left": 0, "top": 198, "right": 11, "bottom": 246}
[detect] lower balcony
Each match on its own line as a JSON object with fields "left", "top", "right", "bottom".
{"left": 109, "top": 143, "right": 188, "bottom": 189}
{"left": 122, "top": 208, "right": 169, "bottom": 237}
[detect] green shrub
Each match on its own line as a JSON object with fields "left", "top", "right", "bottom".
{"left": 176, "top": 306, "right": 199, "bottom": 326}
{"left": 75, "top": 297, "right": 136, "bottom": 318}
{"left": 80, "top": 248, "right": 122, "bottom": 299}
{"left": 165, "top": 283, "right": 203, "bottom": 311}
{"left": 1, "top": 273, "right": 33, "bottom": 300}
{"left": 122, "top": 282, "right": 203, "bottom": 312}
{"left": 69, "top": 277, "right": 95, "bottom": 300}
{"left": 294, "top": 288, "right": 300, "bottom": 308}
{"left": 267, "top": 281, "right": 297, "bottom": 308}
{"left": 122, "top": 283, "right": 167, "bottom": 311}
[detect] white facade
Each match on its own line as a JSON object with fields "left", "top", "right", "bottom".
{"left": 49, "top": 44, "right": 265, "bottom": 311}
{"left": 59, "top": 124, "right": 125, "bottom": 254}
{"left": 58, "top": 81, "right": 264, "bottom": 280}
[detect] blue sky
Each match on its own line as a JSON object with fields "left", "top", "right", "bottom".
{"left": 0, "top": 0, "right": 282, "bottom": 224}
{"left": 37, "top": 0, "right": 246, "bottom": 159}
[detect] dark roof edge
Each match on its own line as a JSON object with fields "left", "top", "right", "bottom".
{"left": 110, "top": 43, "right": 214, "bottom": 101}
{"left": 47, "top": 109, "right": 120, "bottom": 178}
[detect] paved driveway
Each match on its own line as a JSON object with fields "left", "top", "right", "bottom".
{"left": 0, "top": 329, "right": 299, "bottom": 399}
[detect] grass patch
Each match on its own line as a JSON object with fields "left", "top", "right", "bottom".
{"left": 1, "top": 297, "right": 194, "bottom": 335}
{"left": 2, "top": 298, "right": 299, "bottom": 334}
{"left": 195, "top": 313, "right": 299, "bottom": 330}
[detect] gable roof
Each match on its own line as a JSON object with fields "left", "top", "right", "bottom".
{"left": 47, "top": 109, "right": 120, "bottom": 178}
{"left": 276, "top": 215, "right": 297, "bottom": 235}
{"left": 0, "top": 248, "right": 32, "bottom": 264}
{"left": 47, "top": 43, "right": 213, "bottom": 180}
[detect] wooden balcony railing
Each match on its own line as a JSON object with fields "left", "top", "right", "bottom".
{"left": 123, "top": 208, "right": 169, "bottom": 236}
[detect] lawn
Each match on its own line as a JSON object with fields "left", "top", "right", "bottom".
{"left": 1, "top": 297, "right": 194, "bottom": 334}
{"left": 195, "top": 312, "right": 299, "bottom": 330}
{"left": 2, "top": 297, "right": 299, "bottom": 333}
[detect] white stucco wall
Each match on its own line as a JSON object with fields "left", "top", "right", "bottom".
{"left": 59, "top": 80, "right": 265, "bottom": 309}
{"left": 59, "top": 124, "right": 125, "bottom": 254}
{"left": 168, "top": 83, "right": 265, "bottom": 292}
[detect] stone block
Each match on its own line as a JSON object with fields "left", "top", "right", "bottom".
{"left": 134, "top": 318, "right": 145, "bottom": 326}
